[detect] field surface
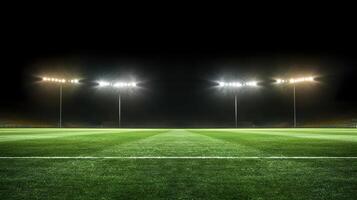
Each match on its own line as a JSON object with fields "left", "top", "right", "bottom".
{"left": 0, "top": 128, "right": 357, "bottom": 199}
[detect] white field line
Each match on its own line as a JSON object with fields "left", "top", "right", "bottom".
{"left": 0, "top": 156, "right": 357, "bottom": 159}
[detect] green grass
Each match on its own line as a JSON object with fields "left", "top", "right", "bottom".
{"left": 0, "top": 128, "right": 357, "bottom": 199}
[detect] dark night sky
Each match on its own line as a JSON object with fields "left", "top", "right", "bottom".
{"left": 1, "top": 12, "right": 357, "bottom": 127}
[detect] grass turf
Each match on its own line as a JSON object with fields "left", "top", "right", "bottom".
{"left": 0, "top": 128, "right": 356, "bottom": 199}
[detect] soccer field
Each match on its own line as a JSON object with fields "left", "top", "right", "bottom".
{"left": 0, "top": 128, "right": 356, "bottom": 199}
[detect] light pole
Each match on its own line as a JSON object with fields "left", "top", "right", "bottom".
{"left": 293, "top": 83, "right": 296, "bottom": 128}
{"left": 276, "top": 76, "right": 314, "bottom": 128}
{"left": 42, "top": 77, "right": 79, "bottom": 128}
{"left": 118, "top": 93, "right": 121, "bottom": 128}
{"left": 59, "top": 84, "right": 62, "bottom": 128}
{"left": 97, "top": 81, "right": 137, "bottom": 128}
{"left": 218, "top": 81, "right": 258, "bottom": 128}
{"left": 235, "top": 94, "right": 237, "bottom": 128}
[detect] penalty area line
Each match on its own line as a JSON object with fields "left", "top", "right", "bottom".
{"left": 0, "top": 156, "right": 357, "bottom": 159}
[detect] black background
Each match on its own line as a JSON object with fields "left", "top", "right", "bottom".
{"left": 1, "top": 7, "right": 357, "bottom": 127}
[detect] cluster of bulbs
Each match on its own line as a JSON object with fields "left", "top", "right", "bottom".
{"left": 219, "top": 77, "right": 315, "bottom": 88}
{"left": 42, "top": 77, "right": 79, "bottom": 84}
{"left": 276, "top": 77, "right": 314, "bottom": 84}
{"left": 42, "top": 77, "right": 137, "bottom": 88}
{"left": 218, "top": 81, "right": 258, "bottom": 87}
{"left": 97, "top": 81, "right": 137, "bottom": 88}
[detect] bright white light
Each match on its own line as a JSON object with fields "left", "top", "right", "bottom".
{"left": 113, "top": 82, "right": 122, "bottom": 87}
{"left": 113, "top": 82, "right": 137, "bottom": 88}
{"left": 246, "top": 81, "right": 258, "bottom": 87}
{"left": 235, "top": 82, "right": 243, "bottom": 87}
{"left": 217, "top": 82, "right": 244, "bottom": 87}
{"left": 276, "top": 79, "right": 288, "bottom": 84}
{"left": 98, "top": 81, "right": 110, "bottom": 87}
{"left": 231, "top": 82, "right": 241, "bottom": 87}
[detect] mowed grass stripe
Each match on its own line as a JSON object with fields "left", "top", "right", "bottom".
{"left": 238, "top": 130, "right": 357, "bottom": 142}
{"left": 195, "top": 129, "right": 357, "bottom": 141}
{"left": 95, "top": 129, "right": 263, "bottom": 157}
{"left": 0, "top": 129, "right": 167, "bottom": 142}
{"left": 191, "top": 129, "right": 357, "bottom": 157}
{"left": 195, "top": 129, "right": 357, "bottom": 138}
{"left": 0, "top": 129, "right": 135, "bottom": 142}
{"left": 0, "top": 130, "right": 165, "bottom": 157}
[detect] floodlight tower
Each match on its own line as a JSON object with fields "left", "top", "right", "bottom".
{"left": 218, "top": 81, "right": 258, "bottom": 128}
{"left": 276, "top": 76, "right": 314, "bottom": 128}
{"left": 42, "top": 77, "right": 79, "bottom": 128}
{"left": 97, "top": 81, "right": 137, "bottom": 128}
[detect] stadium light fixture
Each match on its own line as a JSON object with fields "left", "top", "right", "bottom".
{"left": 275, "top": 76, "right": 315, "bottom": 128}
{"left": 42, "top": 76, "right": 80, "bottom": 128}
{"left": 96, "top": 80, "right": 138, "bottom": 128}
{"left": 113, "top": 82, "right": 137, "bottom": 88}
{"left": 43, "top": 77, "right": 79, "bottom": 84}
{"left": 217, "top": 80, "right": 259, "bottom": 128}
